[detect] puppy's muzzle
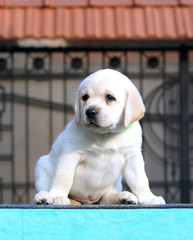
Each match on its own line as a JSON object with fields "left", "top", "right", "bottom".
{"left": 86, "top": 108, "right": 98, "bottom": 120}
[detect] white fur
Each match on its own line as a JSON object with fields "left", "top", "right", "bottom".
{"left": 34, "top": 69, "right": 165, "bottom": 205}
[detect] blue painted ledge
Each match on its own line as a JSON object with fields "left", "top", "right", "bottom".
{"left": 0, "top": 204, "right": 193, "bottom": 240}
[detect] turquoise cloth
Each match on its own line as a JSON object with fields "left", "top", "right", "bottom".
{"left": 0, "top": 208, "right": 193, "bottom": 240}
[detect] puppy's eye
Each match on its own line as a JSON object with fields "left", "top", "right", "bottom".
{"left": 106, "top": 95, "right": 116, "bottom": 102}
{"left": 82, "top": 94, "right": 89, "bottom": 102}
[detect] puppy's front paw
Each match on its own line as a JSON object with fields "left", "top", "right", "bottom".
{"left": 48, "top": 195, "right": 71, "bottom": 205}
{"left": 34, "top": 191, "right": 71, "bottom": 205}
{"left": 34, "top": 191, "right": 50, "bottom": 205}
{"left": 118, "top": 191, "right": 138, "bottom": 205}
{"left": 139, "top": 195, "right": 165, "bottom": 205}
{"left": 149, "top": 196, "right": 165, "bottom": 205}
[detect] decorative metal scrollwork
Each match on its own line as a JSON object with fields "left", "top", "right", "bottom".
{"left": 0, "top": 85, "right": 6, "bottom": 139}
{"left": 28, "top": 52, "right": 49, "bottom": 74}
{"left": 71, "top": 57, "right": 83, "bottom": 70}
{"left": 143, "top": 78, "right": 191, "bottom": 189}
{"left": 33, "top": 57, "right": 44, "bottom": 70}
{"left": 103, "top": 51, "right": 125, "bottom": 72}
{"left": 147, "top": 56, "right": 160, "bottom": 69}
{"left": 109, "top": 57, "right": 121, "bottom": 69}
{"left": 0, "top": 58, "right": 7, "bottom": 72}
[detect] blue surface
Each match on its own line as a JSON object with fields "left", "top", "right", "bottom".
{"left": 0, "top": 208, "right": 193, "bottom": 240}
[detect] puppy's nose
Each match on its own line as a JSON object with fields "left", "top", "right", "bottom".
{"left": 86, "top": 108, "right": 98, "bottom": 119}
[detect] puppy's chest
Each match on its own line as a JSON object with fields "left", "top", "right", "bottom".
{"left": 79, "top": 149, "right": 124, "bottom": 172}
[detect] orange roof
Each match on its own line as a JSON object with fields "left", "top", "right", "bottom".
{"left": 0, "top": 0, "right": 193, "bottom": 40}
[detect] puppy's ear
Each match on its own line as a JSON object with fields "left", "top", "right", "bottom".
{"left": 124, "top": 86, "right": 145, "bottom": 128}
{"left": 73, "top": 90, "right": 81, "bottom": 125}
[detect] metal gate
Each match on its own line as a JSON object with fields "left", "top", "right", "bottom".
{"left": 0, "top": 46, "right": 192, "bottom": 204}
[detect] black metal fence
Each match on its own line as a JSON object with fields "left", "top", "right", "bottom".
{"left": 0, "top": 46, "right": 192, "bottom": 204}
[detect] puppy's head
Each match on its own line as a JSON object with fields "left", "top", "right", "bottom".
{"left": 74, "top": 69, "right": 145, "bottom": 133}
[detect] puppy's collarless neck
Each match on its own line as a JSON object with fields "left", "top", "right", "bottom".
{"left": 108, "top": 123, "right": 134, "bottom": 134}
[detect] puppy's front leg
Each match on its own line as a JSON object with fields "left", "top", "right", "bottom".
{"left": 48, "top": 153, "right": 79, "bottom": 205}
{"left": 123, "top": 152, "right": 165, "bottom": 204}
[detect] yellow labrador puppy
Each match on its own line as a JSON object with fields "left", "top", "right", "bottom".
{"left": 34, "top": 69, "right": 165, "bottom": 205}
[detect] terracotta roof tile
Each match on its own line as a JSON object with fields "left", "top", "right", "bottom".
{"left": 44, "top": 0, "right": 88, "bottom": 7}
{"left": 1, "top": 0, "right": 193, "bottom": 7}
{"left": 1, "top": 0, "right": 43, "bottom": 7}
{"left": 120, "top": 8, "right": 133, "bottom": 38}
{"left": 0, "top": 5, "right": 193, "bottom": 39}
{"left": 85, "top": 8, "right": 95, "bottom": 38}
{"left": 0, "top": 9, "right": 3, "bottom": 37}
{"left": 115, "top": 8, "right": 127, "bottom": 38}
{"left": 153, "top": 8, "right": 163, "bottom": 38}
{"left": 162, "top": 7, "right": 176, "bottom": 39}
{"left": 102, "top": 8, "right": 116, "bottom": 38}
{"left": 72, "top": 8, "right": 85, "bottom": 39}
{"left": 25, "top": 8, "right": 42, "bottom": 38}
{"left": 133, "top": 8, "right": 146, "bottom": 38}
{"left": 174, "top": 7, "right": 185, "bottom": 38}
{"left": 86, "top": 8, "right": 102, "bottom": 38}
{"left": 25, "top": 8, "right": 36, "bottom": 38}
{"left": 180, "top": 0, "right": 193, "bottom": 5}
{"left": 12, "top": 8, "right": 25, "bottom": 38}
{"left": 56, "top": 9, "right": 72, "bottom": 38}
{"left": 135, "top": 0, "right": 178, "bottom": 6}
{"left": 42, "top": 9, "right": 55, "bottom": 38}
{"left": 89, "top": 0, "right": 133, "bottom": 7}
{"left": 182, "top": 7, "right": 193, "bottom": 38}
{"left": 144, "top": 7, "right": 157, "bottom": 38}
{"left": 55, "top": 8, "right": 64, "bottom": 38}
{"left": 0, "top": 9, "right": 12, "bottom": 38}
